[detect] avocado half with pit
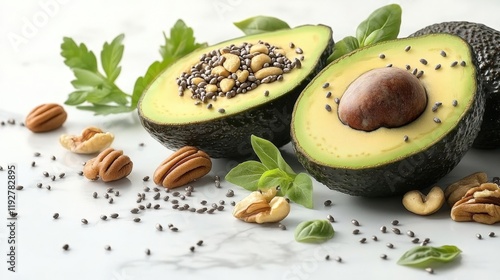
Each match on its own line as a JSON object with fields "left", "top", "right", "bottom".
{"left": 410, "top": 21, "right": 500, "bottom": 149}
{"left": 138, "top": 25, "right": 333, "bottom": 158}
{"left": 291, "top": 34, "right": 485, "bottom": 197}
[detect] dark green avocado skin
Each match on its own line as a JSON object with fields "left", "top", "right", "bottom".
{"left": 292, "top": 41, "right": 485, "bottom": 197}
{"left": 139, "top": 37, "right": 334, "bottom": 159}
{"left": 411, "top": 21, "right": 500, "bottom": 149}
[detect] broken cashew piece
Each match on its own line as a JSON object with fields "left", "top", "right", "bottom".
{"left": 233, "top": 188, "right": 290, "bottom": 224}
{"left": 60, "top": 126, "right": 114, "bottom": 154}
{"left": 402, "top": 186, "right": 445, "bottom": 215}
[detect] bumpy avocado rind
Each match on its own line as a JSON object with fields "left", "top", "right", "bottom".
{"left": 138, "top": 25, "right": 333, "bottom": 158}
{"left": 291, "top": 34, "right": 484, "bottom": 197}
{"left": 411, "top": 21, "right": 500, "bottom": 149}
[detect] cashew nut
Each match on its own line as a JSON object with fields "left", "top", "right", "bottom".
{"left": 402, "top": 186, "right": 445, "bottom": 215}
{"left": 444, "top": 172, "right": 488, "bottom": 207}
{"left": 222, "top": 53, "right": 240, "bottom": 73}
{"left": 233, "top": 188, "right": 290, "bottom": 224}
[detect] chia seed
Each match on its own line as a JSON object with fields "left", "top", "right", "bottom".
{"left": 325, "top": 104, "right": 332, "bottom": 112}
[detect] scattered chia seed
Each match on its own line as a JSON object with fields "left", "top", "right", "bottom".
{"left": 489, "top": 232, "right": 495, "bottom": 237}
{"left": 372, "top": 235, "right": 378, "bottom": 241}
{"left": 386, "top": 63, "right": 393, "bottom": 67}
{"left": 425, "top": 267, "right": 434, "bottom": 274}
{"left": 452, "top": 100, "right": 458, "bottom": 107}
{"left": 335, "top": 256, "right": 342, "bottom": 263}
{"left": 380, "top": 254, "right": 387, "bottom": 260}
{"left": 416, "top": 70, "right": 424, "bottom": 78}
{"left": 143, "top": 186, "right": 150, "bottom": 192}
{"left": 46, "top": 185, "right": 51, "bottom": 191}
{"left": 197, "top": 240, "right": 204, "bottom": 246}
{"left": 386, "top": 243, "right": 394, "bottom": 249}
{"left": 145, "top": 248, "right": 151, "bottom": 255}
{"left": 104, "top": 245, "right": 111, "bottom": 251}
{"left": 100, "top": 215, "right": 107, "bottom": 221}
{"left": 295, "top": 47, "right": 303, "bottom": 54}
{"left": 190, "top": 246, "right": 195, "bottom": 252}
{"left": 110, "top": 213, "right": 119, "bottom": 219}
{"left": 78, "top": 171, "right": 83, "bottom": 176}
{"left": 324, "top": 200, "right": 332, "bottom": 206}
{"left": 353, "top": 229, "right": 360, "bottom": 235}
{"left": 380, "top": 226, "right": 387, "bottom": 233}
{"left": 325, "top": 255, "right": 330, "bottom": 260}
{"left": 359, "top": 238, "right": 366, "bottom": 243}
{"left": 62, "top": 244, "right": 69, "bottom": 251}
{"left": 406, "top": 230, "right": 415, "bottom": 237}
{"left": 143, "top": 176, "right": 150, "bottom": 181}
{"left": 327, "top": 215, "right": 335, "bottom": 223}
{"left": 412, "top": 68, "right": 418, "bottom": 75}
{"left": 379, "top": 53, "right": 386, "bottom": 59}
{"left": 115, "top": 191, "right": 120, "bottom": 196}
{"left": 405, "top": 46, "right": 411, "bottom": 52}
{"left": 104, "top": 193, "right": 110, "bottom": 199}
{"left": 405, "top": 64, "right": 411, "bottom": 70}
{"left": 43, "top": 171, "right": 49, "bottom": 177}
{"left": 31, "top": 161, "right": 36, "bottom": 167}
{"left": 53, "top": 213, "right": 59, "bottom": 219}
{"left": 264, "top": 90, "right": 269, "bottom": 97}
{"left": 325, "top": 91, "right": 332, "bottom": 98}
{"left": 412, "top": 238, "right": 420, "bottom": 244}
{"left": 226, "top": 189, "right": 234, "bottom": 197}
{"left": 451, "top": 61, "right": 458, "bottom": 67}
{"left": 460, "top": 61, "right": 466, "bottom": 67}
{"left": 108, "top": 198, "right": 114, "bottom": 204}
{"left": 218, "top": 108, "right": 225, "bottom": 114}
{"left": 81, "top": 218, "right": 88, "bottom": 225}
{"left": 334, "top": 97, "right": 340, "bottom": 104}
{"left": 163, "top": 196, "right": 170, "bottom": 202}
{"left": 433, "top": 117, "right": 441, "bottom": 123}
{"left": 51, "top": 175, "right": 56, "bottom": 181}
{"left": 419, "top": 58, "right": 428, "bottom": 65}
{"left": 351, "top": 219, "right": 360, "bottom": 226}
{"left": 156, "top": 223, "right": 163, "bottom": 231}
{"left": 322, "top": 82, "right": 330, "bottom": 88}
{"left": 435, "top": 64, "right": 441, "bottom": 70}
{"left": 15, "top": 185, "right": 23, "bottom": 190}
{"left": 133, "top": 218, "right": 141, "bottom": 223}
{"left": 325, "top": 104, "right": 332, "bottom": 112}
{"left": 154, "top": 204, "right": 160, "bottom": 210}
{"left": 37, "top": 183, "right": 42, "bottom": 188}
{"left": 59, "top": 173, "right": 65, "bottom": 178}
{"left": 440, "top": 50, "right": 447, "bottom": 57}
{"left": 278, "top": 223, "right": 287, "bottom": 230}
{"left": 391, "top": 220, "right": 399, "bottom": 226}
{"left": 392, "top": 228, "right": 401, "bottom": 235}
{"left": 51, "top": 155, "right": 56, "bottom": 160}
{"left": 230, "top": 201, "right": 236, "bottom": 206}
{"left": 476, "top": 233, "right": 482, "bottom": 239}
{"left": 153, "top": 193, "right": 161, "bottom": 200}
{"left": 403, "top": 135, "right": 409, "bottom": 142}
{"left": 34, "top": 152, "right": 41, "bottom": 157}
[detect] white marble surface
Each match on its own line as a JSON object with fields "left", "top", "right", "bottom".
{"left": 1, "top": 0, "right": 500, "bottom": 279}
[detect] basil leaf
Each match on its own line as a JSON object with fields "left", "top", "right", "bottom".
{"left": 234, "top": 16, "right": 290, "bottom": 35}
{"left": 356, "top": 4, "right": 402, "bottom": 47}
{"left": 101, "top": 34, "right": 124, "bottom": 83}
{"left": 287, "top": 172, "right": 313, "bottom": 208}
{"left": 294, "top": 219, "right": 335, "bottom": 243}
{"left": 225, "top": 160, "right": 268, "bottom": 191}
{"left": 258, "top": 168, "right": 294, "bottom": 189}
{"left": 397, "top": 245, "right": 462, "bottom": 268}
{"left": 327, "top": 36, "right": 359, "bottom": 63}
{"left": 250, "top": 135, "right": 295, "bottom": 175}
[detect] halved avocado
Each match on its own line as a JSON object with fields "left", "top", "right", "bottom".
{"left": 138, "top": 25, "right": 333, "bottom": 158}
{"left": 291, "top": 34, "right": 484, "bottom": 197}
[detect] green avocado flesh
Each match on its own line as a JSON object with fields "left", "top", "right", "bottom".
{"left": 411, "top": 21, "right": 500, "bottom": 149}
{"left": 291, "top": 34, "right": 485, "bottom": 197}
{"left": 138, "top": 25, "right": 333, "bottom": 158}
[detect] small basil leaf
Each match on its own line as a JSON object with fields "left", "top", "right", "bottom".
{"left": 287, "top": 172, "right": 313, "bottom": 208}
{"left": 250, "top": 135, "right": 295, "bottom": 175}
{"left": 258, "top": 168, "right": 294, "bottom": 189}
{"left": 225, "top": 160, "right": 268, "bottom": 191}
{"left": 397, "top": 245, "right": 462, "bottom": 268}
{"left": 327, "top": 36, "right": 359, "bottom": 63}
{"left": 294, "top": 219, "right": 335, "bottom": 243}
{"left": 234, "top": 16, "right": 290, "bottom": 35}
{"left": 356, "top": 3, "right": 402, "bottom": 47}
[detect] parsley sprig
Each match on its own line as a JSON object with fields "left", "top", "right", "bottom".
{"left": 61, "top": 20, "right": 206, "bottom": 115}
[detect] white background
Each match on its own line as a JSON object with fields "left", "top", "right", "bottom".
{"left": 1, "top": 0, "right": 500, "bottom": 279}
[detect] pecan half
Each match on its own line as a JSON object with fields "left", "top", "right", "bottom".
{"left": 83, "top": 148, "right": 133, "bottom": 182}
{"left": 25, "top": 103, "right": 67, "bottom": 132}
{"left": 451, "top": 183, "right": 500, "bottom": 225}
{"left": 153, "top": 146, "right": 212, "bottom": 189}
{"left": 59, "top": 126, "right": 114, "bottom": 154}
{"left": 233, "top": 188, "right": 290, "bottom": 223}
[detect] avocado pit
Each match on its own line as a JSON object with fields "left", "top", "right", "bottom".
{"left": 338, "top": 67, "right": 427, "bottom": 131}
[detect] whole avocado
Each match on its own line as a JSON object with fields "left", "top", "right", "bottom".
{"left": 411, "top": 21, "right": 500, "bottom": 149}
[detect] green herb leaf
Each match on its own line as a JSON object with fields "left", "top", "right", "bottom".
{"left": 257, "top": 168, "right": 294, "bottom": 189}
{"left": 287, "top": 172, "right": 313, "bottom": 208}
{"left": 234, "top": 16, "right": 290, "bottom": 35}
{"left": 250, "top": 135, "right": 295, "bottom": 175}
{"left": 327, "top": 36, "right": 359, "bottom": 63}
{"left": 397, "top": 245, "right": 462, "bottom": 268}
{"left": 159, "top": 19, "right": 207, "bottom": 63}
{"left": 225, "top": 161, "right": 268, "bottom": 191}
{"left": 294, "top": 219, "right": 335, "bottom": 243}
{"left": 61, "top": 37, "right": 97, "bottom": 71}
{"left": 101, "top": 34, "right": 125, "bottom": 83}
{"left": 356, "top": 3, "right": 402, "bottom": 47}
